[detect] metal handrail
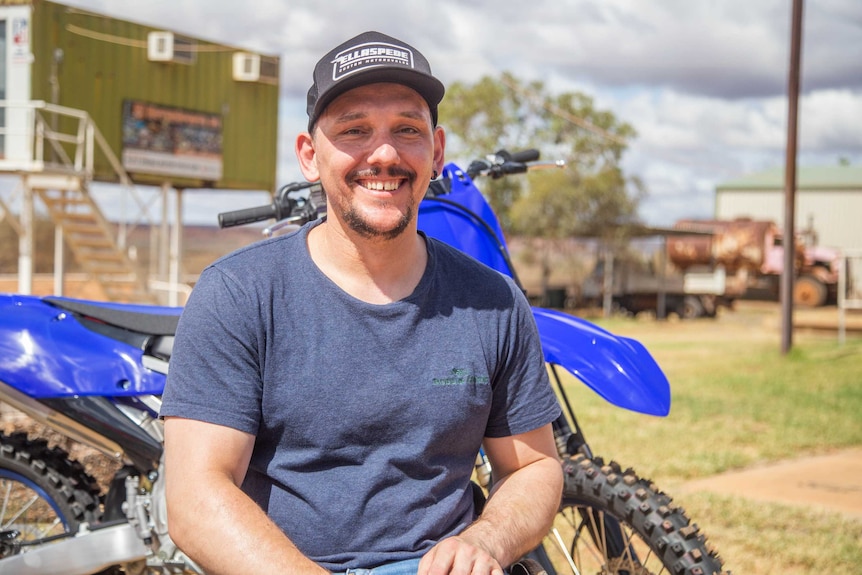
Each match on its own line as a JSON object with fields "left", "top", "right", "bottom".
{"left": 0, "top": 99, "right": 155, "bottom": 245}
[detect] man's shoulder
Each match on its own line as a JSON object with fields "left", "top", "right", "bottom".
{"left": 429, "top": 237, "right": 514, "bottom": 281}
{"left": 426, "top": 237, "right": 522, "bottom": 302}
{"left": 208, "top": 225, "right": 308, "bottom": 273}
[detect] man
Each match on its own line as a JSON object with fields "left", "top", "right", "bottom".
{"left": 161, "top": 31, "right": 563, "bottom": 575}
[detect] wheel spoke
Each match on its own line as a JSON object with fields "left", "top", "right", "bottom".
{"left": 5, "top": 492, "right": 40, "bottom": 527}
{"left": 549, "top": 527, "right": 580, "bottom": 575}
{"left": 0, "top": 480, "right": 12, "bottom": 528}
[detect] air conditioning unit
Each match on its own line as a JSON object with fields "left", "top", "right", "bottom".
{"left": 233, "top": 52, "right": 260, "bottom": 82}
{"left": 147, "top": 31, "right": 195, "bottom": 64}
{"left": 233, "top": 52, "right": 279, "bottom": 84}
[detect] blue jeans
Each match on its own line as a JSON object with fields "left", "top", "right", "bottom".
{"left": 338, "top": 557, "right": 422, "bottom": 575}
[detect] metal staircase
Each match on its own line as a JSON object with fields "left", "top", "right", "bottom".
{"left": 2, "top": 101, "right": 161, "bottom": 304}
{"left": 26, "top": 173, "right": 157, "bottom": 304}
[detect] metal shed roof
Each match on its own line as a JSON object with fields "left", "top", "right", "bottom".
{"left": 716, "top": 165, "right": 862, "bottom": 191}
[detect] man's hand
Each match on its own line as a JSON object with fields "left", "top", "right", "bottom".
{"left": 418, "top": 535, "right": 504, "bottom": 575}
{"left": 420, "top": 424, "right": 562, "bottom": 575}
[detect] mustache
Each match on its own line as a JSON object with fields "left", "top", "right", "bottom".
{"left": 348, "top": 166, "right": 416, "bottom": 182}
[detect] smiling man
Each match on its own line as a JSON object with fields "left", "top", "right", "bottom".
{"left": 161, "top": 31, "right": 563, "bottom": 575}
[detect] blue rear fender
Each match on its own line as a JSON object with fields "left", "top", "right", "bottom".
{"left": 0, "top": 294, "right": 168, "bottom": 398}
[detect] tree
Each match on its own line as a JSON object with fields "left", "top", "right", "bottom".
{"left": 438, "top": 73, "right": 644, "bottom": 296}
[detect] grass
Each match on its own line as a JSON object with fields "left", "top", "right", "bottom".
{"left": 553, "top": 303, "right": 862, "bottom": 574}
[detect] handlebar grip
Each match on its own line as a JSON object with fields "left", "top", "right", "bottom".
{"left": 218, "top": 204, "right": 278, "bottom": 228}
{"left": 508, "top": 149, "right": 540, "bottom": 163}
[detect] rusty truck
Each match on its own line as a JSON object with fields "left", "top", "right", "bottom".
{"left": 579, "top": 218, "right": 841, "bottom": 318}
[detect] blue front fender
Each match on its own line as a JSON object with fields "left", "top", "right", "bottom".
{"left": 532, "top": 307, "right": 671, "bottom": 416}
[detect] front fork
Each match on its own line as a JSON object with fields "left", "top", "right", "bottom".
{"left": 549, "top": 364, "right": 591, "bottom": 460}
{"left": 547, "top": 364, "right": 638, "bottom": 570}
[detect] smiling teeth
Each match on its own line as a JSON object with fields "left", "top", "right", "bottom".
{"left": 364, "top": 180, "right": 400, "bottom": 191}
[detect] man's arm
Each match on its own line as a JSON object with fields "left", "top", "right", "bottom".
{"left": 164, "top": 417, "right": 329, "bottom": 575}
{"left": 418, "top": 423, "right": 563, "bottom": 575}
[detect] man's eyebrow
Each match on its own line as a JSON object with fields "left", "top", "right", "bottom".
{"left": 398, "top": 110, "right": 428, "bottom": 121}
{"left": 332, "top": 109, "right": 429, "bottom": 124}
{"left": 332, "top": 111, "right": 368, "bottom": 124}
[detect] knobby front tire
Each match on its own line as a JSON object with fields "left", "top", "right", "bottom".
{"left": 540, "top": 454, "right": 728, "bottom": 575}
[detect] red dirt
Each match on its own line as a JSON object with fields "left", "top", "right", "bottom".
{"left": 679, "top": 447, "right": 862, "bottom": 521}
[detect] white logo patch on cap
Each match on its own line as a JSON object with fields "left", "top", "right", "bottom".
{"left": 331, "top": 42, "right": 414, "bottom": 81}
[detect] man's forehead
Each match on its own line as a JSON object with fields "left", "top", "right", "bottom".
{"left": 322, "top": 83, "right": 432, "bottom": 118}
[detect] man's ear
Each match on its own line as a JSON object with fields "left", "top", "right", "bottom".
{"left": 295, "top": 131, "right": 320, "bottom": 182}
{"left": 433, "top": 126, "right": 446, "bottom": 176}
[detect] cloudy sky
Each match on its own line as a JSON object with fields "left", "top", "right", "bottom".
{"left": 58, "top": 0, "right": 862, "bottom": 226}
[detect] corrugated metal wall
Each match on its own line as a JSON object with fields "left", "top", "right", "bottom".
{"left": 29, "top": 0, "right": 278, "bottom": 192}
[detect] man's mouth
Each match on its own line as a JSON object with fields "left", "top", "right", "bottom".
{"left": 359, "top": 179, "right": 403, "bottom": 191}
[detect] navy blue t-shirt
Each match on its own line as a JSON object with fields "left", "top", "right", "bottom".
{"left": 161, "top": 221, "right": 560, "bottom": 570}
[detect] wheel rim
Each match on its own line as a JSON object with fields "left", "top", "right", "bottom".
{"left": 0, "top": 469, "right": 70, "bottom": 542}
{"left": 544, "top": 502, "right": 660, "bottom": 575}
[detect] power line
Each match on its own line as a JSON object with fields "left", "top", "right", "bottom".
{"left": 500, "top": 76, "right": 628, "bottom": 146}
{"left": 64, "top": 24, "right": 237, "bottom": 52}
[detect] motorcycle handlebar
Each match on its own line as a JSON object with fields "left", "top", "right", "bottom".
{"left": 217, "top": 181, "right": 323, "bottom": 230}
{"left": 466, "top": 149, "right": 545, "bottom": 179}
{"left": 501, "top": 149, "right": 541, "bottom": 163}
{"left": 218, "top": 204, "right": 278, "bottom": 228}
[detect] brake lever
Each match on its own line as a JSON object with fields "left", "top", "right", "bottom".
{"left": 263, "top": 217, "right": 306, "bottom": 238}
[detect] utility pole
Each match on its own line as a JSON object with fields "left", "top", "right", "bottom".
{"left": 781, "top": 0, "right": 804, "bottom": 355}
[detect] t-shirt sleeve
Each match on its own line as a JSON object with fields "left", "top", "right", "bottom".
{"left": 160, "top": 265, "right": 263, "bottom": 435}
{"left": 484, "top": 285, "right": 561, "bottom": 438}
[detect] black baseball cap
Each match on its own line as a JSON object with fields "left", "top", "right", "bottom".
{"left": 306, "top": 31, "right": 445, "bottom": 131}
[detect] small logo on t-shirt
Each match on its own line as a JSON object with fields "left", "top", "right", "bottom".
{"left": 432, "top": 368, "right": 489, "bottom": 387}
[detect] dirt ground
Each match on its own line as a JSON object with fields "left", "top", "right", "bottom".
{"left": 679, "top": 446, "right": 862, "bottom": 521}
{"left": 678, "top": 301, "right": 862, "bottom": 522}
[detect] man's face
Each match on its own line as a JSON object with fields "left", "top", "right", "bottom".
{"left": 302, "top": 83, "right": 445, "bottom": 241}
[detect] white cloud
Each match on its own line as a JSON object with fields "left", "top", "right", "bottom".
{"left": 43, "top": 0, "right": 862, "bottom": 228}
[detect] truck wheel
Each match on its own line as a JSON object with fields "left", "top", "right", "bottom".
{"left": 678, "top": 296, "right": 705, "bottom": 319}
{"left": 794, "top": 275, "right": 827, "bottom": 307}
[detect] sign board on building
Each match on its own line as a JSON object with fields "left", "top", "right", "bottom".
{"left": 121, "top": 100, "right": 223, "bottom": 181}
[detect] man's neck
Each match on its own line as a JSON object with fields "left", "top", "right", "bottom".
{"left": 307, "top": 220, "right": 428, "bottom": 304}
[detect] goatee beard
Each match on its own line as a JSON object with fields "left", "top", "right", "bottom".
{"left": 340, "top": 167, "right": 417, "bottom": 240}
{"left": 344, "top": 205, "right": 414, "bottom": 240}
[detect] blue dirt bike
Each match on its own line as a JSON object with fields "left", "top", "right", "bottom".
{"left": 0, "top": 150, "right": 726, "bottom": 574}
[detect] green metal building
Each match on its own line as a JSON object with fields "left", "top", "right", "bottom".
{"left": 1, "top": 0, "right": 282, "bottom": 303}
{"left": 3, "top": 0, "right": 280, "bottom": 190}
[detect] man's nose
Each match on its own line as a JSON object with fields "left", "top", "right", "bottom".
{"left": 367, "top": 138, "right": 400, "bottom": 165}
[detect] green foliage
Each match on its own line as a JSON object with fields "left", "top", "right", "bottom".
{"left": 512, "top": 165, "right": 643, "bottom": 239}
{"left": 438, "top": 73, "right": 644, "bottom": 291}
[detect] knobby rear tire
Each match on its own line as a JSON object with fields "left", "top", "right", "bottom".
{"left": 0, "top": 432, "right": 102, "bottom": 554}
{"left": 540, "top": 454, "right": 727, "bottom": 575}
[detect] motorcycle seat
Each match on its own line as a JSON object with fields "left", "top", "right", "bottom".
{"left": 44, "top": 297, "right": 181, "bottom": 336}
